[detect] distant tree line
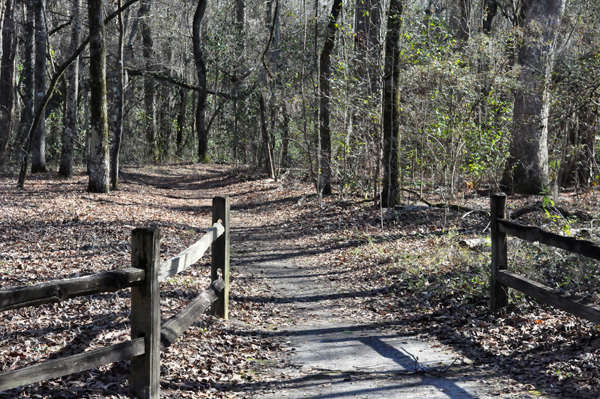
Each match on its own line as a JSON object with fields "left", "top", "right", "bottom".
{"left": 0, "top": 0, "right": 597, "bottom": 201}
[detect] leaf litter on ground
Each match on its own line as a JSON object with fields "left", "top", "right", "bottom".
{"left": 1, "top": 165, "right": 600, "bottom": 398}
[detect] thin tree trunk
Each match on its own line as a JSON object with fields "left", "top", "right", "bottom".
{"left": 318, "top": 0, "right": 343, "bottom": 195}
{"left": 381, "top": 0, "right": 403, "bottom": 207}
{"left": 81, "top": 57, "right": 91, "bottom": 174}
{"left": 140, "top": 0, "right": 156, "bottom": 158}
{"left": 176, "top": 87, "right": 186, "bottom": 154}
{"left": 58, "top": 0, "right": 81, "bottom": 177}
{"left": 0, "top": 0, "right": 17, "bottom": 165}
{"left": 259, "top": 92, "right": 274, "bottom": 178}
{"left": 193, "top": 0, "right": 208, "bottom": 162}
{"left": 235, "top": 0, "right": 244, "bottom": 57}
{"left": 281, "top": 103, "right": 290, "bottom": 168}
{"left": 31, "top": 0, "right": 47, "bottom": 173}
{"left": 88, "top": 0, "right": 109, "bottom": 193}
{"left": 18, "top": 0, "right": 35, "bottom": 169}
{"left": 355, "top": 0, "right": 381, "bottom": 91}
{"left": 110, "top": 0, "right": 125, "bottom": 188}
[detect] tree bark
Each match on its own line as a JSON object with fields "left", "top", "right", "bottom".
{"left": 111, "top": 0, "right": 125, "bottom": 189}
{"left": 58, "top": 0, "right": 82, "bottom": 177}
{"left": 0, "top": 0, "right": 17, "bottom": 165}
{"left": 193, "top": 0, "right": 208, "bottom": 162}
{"left": 88, "top": 0, "right": 110, "bottom": 193}
{"left": 381, "top": 0, "right": 403, "bottom": 207}
{"left": 503, "top": 0, "right": 565, "bottom": 194}
{"left": 355, "top": 0, "right": 380, "bottom": 92}
{"left": 140, "top": 0, "right": 156, "bottom": 158}
{"left": 318, "top": 0, "right": 343, "bottom": 195}
{"left": 18, "top": 0, "right": 35, "bottom": 169}
{"left": 235, "top": 0, "right": 244, "bottom": 56}
{"left": 31, "top": 0, "right": 47, "bottom": 173}
{"left": 281, "top": 103, "right": 290, "bottom": 168}
{"left": 259, "top": 92, "right": 274, "bottom": 178}
{"left": 176, "top": 87, "right": 186, "bottom": 154}
{"left": 81, "top": 57, "right": 91, "bottom": 174}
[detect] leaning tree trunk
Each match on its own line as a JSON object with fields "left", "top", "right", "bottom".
{"left": 381, "top": 0, "right": 403, "bottom": 207}
{"left": 318, "top": 0, "right": 343, "bottom": 195}
{"left": 58, "top": 0, "right": 81, "bottom": 177}
{"left": 193, "top": 0, "right": 208, "bottom": 162}
{"left": 87, "top": 0, "right": 109, "bottom": 193}
{"left": 0, "top": 0, "right": 17, "bottom": 165}
{"left": 502, "top": 0, "right": 565, "bottom": 194}
{"left": 31, "top": 0, "right": 47, "bottom": 173}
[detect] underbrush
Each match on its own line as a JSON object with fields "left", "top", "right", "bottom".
{"left": 305, "top": 188, "right": 600, "bottom": 398}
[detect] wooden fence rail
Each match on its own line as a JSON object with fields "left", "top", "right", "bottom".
{"left": 0, "top": 196, "right": 230, "bottom": 399}
{"left": 490, "top": 193, "right": 600, "bottom": 325}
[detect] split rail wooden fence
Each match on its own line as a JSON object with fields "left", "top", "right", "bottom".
{"left": 0, "top": 196, "right": 230, "bottom": 399}
{"left": 490, "top": 193, "right": 600, "bottom": 323}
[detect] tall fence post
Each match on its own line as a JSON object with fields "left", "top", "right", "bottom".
{"left": 490, "top": 194, "right": 508, "bottom": 312}
{"left": 211, "top": 196, "right": 230, "bottom": 320}
{"left": 130, "top": 227, "right": 161, "bottom": 399}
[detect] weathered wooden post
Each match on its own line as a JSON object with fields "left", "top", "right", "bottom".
{"left": 211, "top": 196, "right": 230, "bottom": 319}
{"left": 490, "top": 194, "right": 508, "bottom": 312}
{"left": 130, "top": 227, "right": 161, "bottom": 399}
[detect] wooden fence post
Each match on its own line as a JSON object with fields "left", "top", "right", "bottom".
{"left": 130, "top": 227, "right": 161, "bottom": 399}
{"left": 211, "top": 197, "right": 230, "bottom": 320}
{"left": 490, "top": 194, "right": 509, "bottom": 312}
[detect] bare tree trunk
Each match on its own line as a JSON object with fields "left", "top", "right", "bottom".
{"left": 259, "top": 92, "right": 274, "bottom": 178}
{"left": 80, "top": 57, "right": 91, "bottom": 173}
{"left": 355, "top": 0, "right": 380, "bottom": 72}
{"left": 318, "top": 0, "right": 343, "bottom": 195}
{"left": 159, "top": 86, "right": 172, "bottom": 160}
{"left": 88, "top": 0, "right": 109, "bottom": 193}
{"left": 0, "top": 0, "right": 17, "bottom": 165}
{"left": 176, "top": 87, "right": 186, "bottom": 154}
{"left": 232, "top": 0, "right": 244, "bottom": 163}
{"left": 503, "top": 0, "right": 565, "bottom": 194}
{"left": 140, "top": 0, "right": 156, "bottom": 158}
{"left": 381, "top": 0, "right": 403, "bottom": 207}
{"left": 281, "top": 103, "right": 290, "bottom": 168}
{"left": 58, "top": 0, "right": 81, "bottom": 177}
{"left": 18, "top": 0, "right": 35, "bottom": 168}
{"left": 193, "top": 0, "right": 208, "bottom": 162}
{"left": 110, "top": 0, "right": 125, "bottom": 188}
{"left": 235, "top": 0, "right": 244, "bottom": 56}
{"left": 31, "top": 0, "right": 47, "bottom": 173}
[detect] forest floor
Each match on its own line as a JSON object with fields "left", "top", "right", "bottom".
{"left": 1, "top": 164, "right": 600, "bottom": 398}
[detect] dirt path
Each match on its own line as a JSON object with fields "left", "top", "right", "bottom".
{"left": 229, "top": 208, "right": 510, "bottom": 398}
{"left": 4, "top": 165, "right": 593, "bottom": 398}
